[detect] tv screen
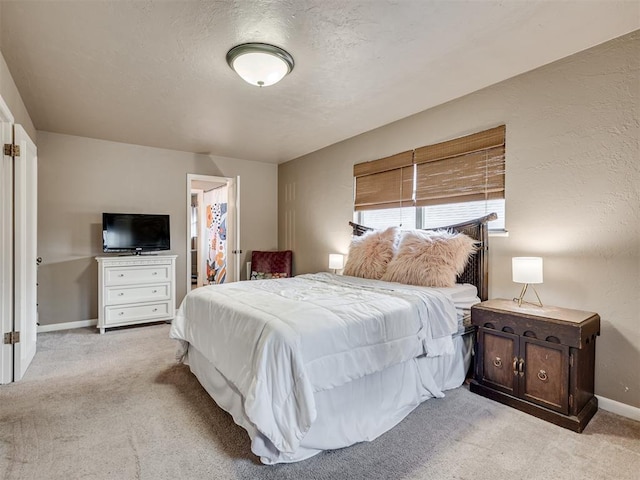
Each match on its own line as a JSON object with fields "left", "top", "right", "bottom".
{"left": 102, "top": 213, "right": 170, "bottom": 253}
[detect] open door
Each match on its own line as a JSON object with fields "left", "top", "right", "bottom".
{"left": 227, "top": 176, "right": 241, "bottom": 282}
{"left": 0, "top": 99, "right": 14, "bottom": 384}
{"left": 13, "top": 125, "right": 37, "bottom": 381}
{"left": 186, "top": 174, "right": 241, "bottom": 293}
{"left": 0, "top": 96, "right": 37, "bottom": 384}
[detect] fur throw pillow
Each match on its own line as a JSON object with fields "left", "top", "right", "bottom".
{"left": 381, "top": 230, "right": 476, "bottom": 287}
{"left": 342, "top": 226, "right": 400, "bottom": 280}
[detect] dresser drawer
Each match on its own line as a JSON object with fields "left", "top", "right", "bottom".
{"left": 104, "top": 301, "right": 171, "bottom": 325}
{"left": 105, "top": 283, "right": 170, "bottom": 305}
{"left": 104, "top": 265, "right": 170, "bottom": 286}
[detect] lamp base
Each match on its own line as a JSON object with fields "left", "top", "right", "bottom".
{"left": 513, "top": 283, "right": 543, "bottom": 307}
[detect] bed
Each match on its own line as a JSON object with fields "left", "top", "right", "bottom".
{"left": 169, "top": 213, "right": 496, "bottom": 464}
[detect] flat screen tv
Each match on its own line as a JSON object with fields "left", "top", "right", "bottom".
{"left": 102, "top": 213, "right": 170, "bottom": 254}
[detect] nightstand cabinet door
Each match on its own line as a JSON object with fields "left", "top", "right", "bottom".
{"left": 520, "top": 337, "right": 569, "bottom": 414}
{"left": 477, "top": 328, "right": 518, "bottom": 396}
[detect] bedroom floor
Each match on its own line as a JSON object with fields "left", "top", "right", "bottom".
{"left": 1, "top": 323, "right": 638, "bottom": 480}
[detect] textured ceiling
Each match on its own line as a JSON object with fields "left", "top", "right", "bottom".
{"left": 1, "top": 1, "right": 638, "bottom": 164}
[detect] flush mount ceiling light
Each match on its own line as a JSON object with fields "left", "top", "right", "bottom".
{"left": 226, "top": 43, "right": 294, "bottom": 87}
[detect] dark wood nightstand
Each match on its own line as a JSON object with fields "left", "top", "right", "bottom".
{"left": 469, "top": 299, "right": 600, "bottom": 432}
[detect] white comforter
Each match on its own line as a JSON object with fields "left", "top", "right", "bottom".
{"left": 169, "top": 273, "right": 458, "bottom": 456}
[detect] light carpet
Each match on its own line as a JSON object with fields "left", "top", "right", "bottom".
{"left": 1, "top": 323, "right": 638, "bottom": 480}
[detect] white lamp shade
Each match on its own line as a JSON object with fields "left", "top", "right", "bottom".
{"left": 227, "top": 43, "right": 294, "bottom": 87}
{"left": 231, "top": 52, "right": 289, "bottom": 87}
{"left": 329, "top": 254, "right": 344, "bottom": 270}
{"left": 512, "top": 257, "right": 543, "bottom": 284}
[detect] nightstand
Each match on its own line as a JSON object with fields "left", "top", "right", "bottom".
{"left": 469, "top": 299, "right": 600, "bottom": 432}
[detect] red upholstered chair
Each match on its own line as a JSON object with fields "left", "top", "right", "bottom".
{"left": 250, "top": 250, "right": 293, "bottom": 280}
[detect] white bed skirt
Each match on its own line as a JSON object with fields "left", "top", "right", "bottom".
{"left": 184, "top": 332, "right": 473, "bottom": 464}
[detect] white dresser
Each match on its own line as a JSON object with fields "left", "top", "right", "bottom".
{"left": 96, "top": 255, "right": 177, "bottom": 334}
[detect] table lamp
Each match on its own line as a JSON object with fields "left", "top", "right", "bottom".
{"left": 329, "top": 254, "right": 344, "bottom": 274}
{"left": 512, "top": 257, "right": 543, "bottom": 307}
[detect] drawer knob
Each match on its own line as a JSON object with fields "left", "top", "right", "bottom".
{"left": 152, "top": 308, "right": 158, "bottom": 312}
{"left": 118, "top": 312, "right": 124, "bottom": 316}
{"left": 537, "top": 370, "right": 548, "bottom": 382}
{"left": 118, "top": 274, "right": 124, "bottom": 277}
{"left": 152, "top": 289, "right": 157, "bottom": 293}
{"left": 493, "top": 357, "right": 502, "bottom": 368}
{"left": 118, "top": 293, "right": 124, "bottom": 296}
{"left": 152, "top": 272, "right": 158, "bottom": 276}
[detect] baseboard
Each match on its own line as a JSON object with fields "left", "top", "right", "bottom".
{"left": 37, "top": 316, "right": 174, "bottom": 333}
{"left": 596, "top": 395, "right": 640, "bottom": 422}
{"left": 38, "top": 319, "right": 97, "bottom": 333}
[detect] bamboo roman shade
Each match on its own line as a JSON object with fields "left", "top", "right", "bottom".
{"left": 353, "top": 150, "right": 414, "bottom": 211}
{"left": 353, "top": 125, "right": 505, "bottom": 211}
{"left": 414, "top": 125, "right": 506, "bottom": 207}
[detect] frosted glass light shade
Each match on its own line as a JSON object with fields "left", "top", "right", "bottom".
{"left": 226, "top": 43, "right": 294, "bottom": 87}
{"left": 329, "top": 254, "right": 344, "bottom": 270}
{"left": 512, "top": 257, "right": 543, "bottom": 284}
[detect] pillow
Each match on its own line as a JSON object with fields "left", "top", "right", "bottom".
{"left": 381, "top": 230, "right": 476, "bottom": 287}
{"left": 342, "top": 226, "right": 400, "bottom": 280}
{"left": 250, "top": 271, "right": 289, "bottom": 280}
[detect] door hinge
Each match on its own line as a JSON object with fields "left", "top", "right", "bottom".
{"left": 569, "top": 353, "right": 574, "bottom": 367}
{"left": 569, "top": 394, "right": 574, "bottom": 408}
{"left": 4, "top": 144, "right": 20, "bottom": 157}
{"left": 3, "top": 331, "right": 20, "bottom": 345}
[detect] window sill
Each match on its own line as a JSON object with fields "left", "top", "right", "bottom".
{"left": 489, "top": 230, "right": 509, "bottom": 238}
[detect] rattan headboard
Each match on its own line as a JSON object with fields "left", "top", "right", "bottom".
{"left": 348, "top": 212, "right": 496, "bottom": 301}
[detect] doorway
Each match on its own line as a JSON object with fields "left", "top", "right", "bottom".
{"left": 186, "top": 174, "right": 240, "bottom": 293}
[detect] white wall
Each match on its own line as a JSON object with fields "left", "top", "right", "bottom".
{"left": 278, "top": 32, "right": 639, "bottom": 408}
{"left": 37, "top": 132, "right": 278, "bottom": 326}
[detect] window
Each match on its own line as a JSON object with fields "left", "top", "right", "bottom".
{"left": 353, "top": 126, "right": 506, "bottom": 231}
{"left": 357, "top": 206, "right": 418, "bottom": 230}
{"left": 421, "top": 199, "right": 505, "bottom": 230}
{"left": 355, "top": 200, "right": 504, "bottom": 230}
